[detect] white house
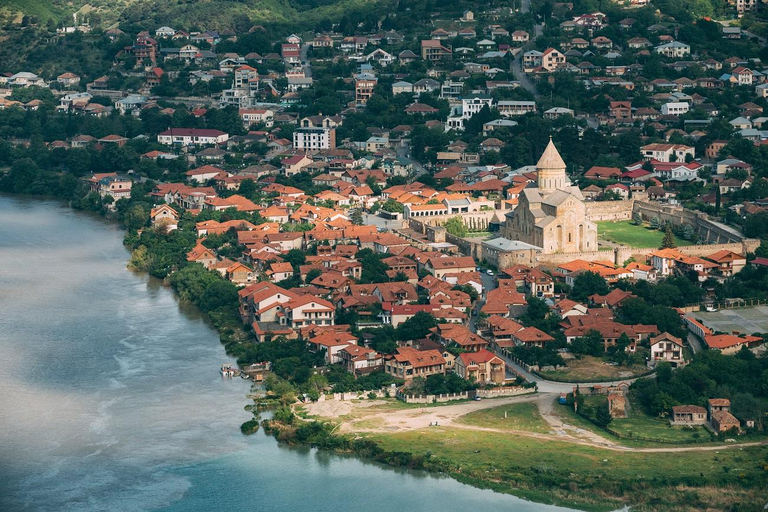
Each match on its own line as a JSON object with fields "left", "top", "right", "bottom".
{"left": 655, "top": 41, "right": 691, "bottom": 58}
{"left": 661, "top": 102, "right": 689, "bottom": 116}
{"left": 641, "top": 143, "right": 695, "bottom": 163}
{"left": 157, "top": 128, "right": 229, "bottom": 146}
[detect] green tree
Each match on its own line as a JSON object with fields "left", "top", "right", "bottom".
{"left": 661, "top": 225, "right": 676, "bottom": 249}
{"left": 123, "top": 203, "right": 149, "bottom": 231}
{"left": 381, "top": 199, "right": 404, "bottom": 213}
{"left": 239, "top": 179, "right": 257, "bottom": 199}
{"left": 595, "top": 401, "right": 613, "bottom": 428}
{"left": 305, "top": 268, "right": 322, "bottom": 284}
{"left": 444, "top": 216, "right": 467, "bottom": 237}
{"left": 570, "top": 271, "right": 610, "bottom": 302}
{"left": 396, "top": 311, "right": 437, "bottom": 341}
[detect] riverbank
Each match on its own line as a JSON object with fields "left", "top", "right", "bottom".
{"left": 2, "top": 194, "right": 576, "bottom": 512}
{"left": 260, "top": 394, "right": 768, "bottom": 512}
{"left": 7, "top": 192, "right": 766, "bottom": 512}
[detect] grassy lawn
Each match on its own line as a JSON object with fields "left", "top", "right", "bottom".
{"left": 538, "top": 355, "right": 650, "bottom": 382}
{"left": 596, "top": 220, "right": 692, "bottom": 248}
{"left": 610, "top": 413, "right": 712, "bottom": 443}
{"left": 365, "top": 427, "right": 768, "bottom": 512}
{"left": 457, "top": 403, "right": 551, "bottom": 433}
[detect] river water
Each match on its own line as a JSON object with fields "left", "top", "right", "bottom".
{"left": 0, "top": 195, "right": 578, "bottom": 512}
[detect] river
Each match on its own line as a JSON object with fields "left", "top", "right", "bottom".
{"left": 0, "top": 195, "right": 579, "bottom": 512}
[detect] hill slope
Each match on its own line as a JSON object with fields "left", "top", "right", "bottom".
{"left": 0, "top": 0, "right": 393, "bottom": 30}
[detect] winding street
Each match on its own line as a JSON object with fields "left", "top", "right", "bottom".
{"left": 510, "top": 0, "right": 544, "bottom": 97}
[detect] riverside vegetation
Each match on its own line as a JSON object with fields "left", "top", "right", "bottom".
{"left": 2, "top": 180, "right": 766, "bottom": 511}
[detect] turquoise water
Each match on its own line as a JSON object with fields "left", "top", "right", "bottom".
{"left": 0, "top": 195, "right": 579, "bottom": 512}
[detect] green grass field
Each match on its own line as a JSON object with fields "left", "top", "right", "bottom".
{"left": 538, "top": 355, "right": 650, "bottom": 382}
{"left": 597, "top": 221, "right": 692, "bottom": 248}
{"left": 366, "top": 428, "right": 768, "bottom": 512}
{"left": 457, "top": 403, "right": 551, "bottom": 433}
{"left": 609, "top": 413, "right": 712, "bottom": 443}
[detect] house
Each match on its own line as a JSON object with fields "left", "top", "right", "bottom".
{"left": 425, "top": 256, "right": 476, "bottom": 278}
{"left": 339, "top": 345, "right": 384, "bottom": 376}
{"left": 541, "top": 48, "right": 566, "bottom": 72}
{"left": 512, "top": 326, "right": 554, "bottom": 349}
{"left": 186, "top": 165, "right": 226, "bottom": 183}
{"left": 421, "top": 39, "right": 452, "bottom": 61}
{"left": 655, "top": 41, "right": 691, "bottom": 58}
{"left": 432, "top": 324, "right": 488, "bottom": 352}
{"left": 150, "top": 204, "right": 179, "bottom": 230}
{"left": 670, "top": 405, "right": 707, "bottom": 426}
{"left": 609, "top": 101, "right": 632, "bottom": 123}
{"left": 512, "top": 30, "right": 529, "bottom": 43}
{"left": 282, "top": 154, "right": 313, "bottom": 176}
{"left": 93, "top": 174, "right": 132, "bottom": 200}
{"left": 649, "top": 332, "right": 685, "bottom": 368}
{"left": 380, "top": 303, "right": 438, "bottom": 327}
{"left": 266, "top": 262, "right": 294, "bottom": 282}
{"left": 641, "top": 143, "right": 695, "bottom": 163}
{"left": 186, "top": 243, "right": 218, "bottom": 268}
{"left": 711, "top": 410, "right": 741, "bottom": 433}
{"left": 386, "top": 347, "right": 446, "bottom": 381}
{"left": 57, "top": 72, "right": 81, "bottom": 87}
{"left": 308, "top": 331, "right": 357, "bottom": 364}
{"left": 626, "top": 262, "right": 658, "bottom": 282}
{"left": 704, "top": 334, "right": 754, "bottom": 354}
{"left": 226, "top": 262, "right": 253, "bottom": 285}
{"left": 705, "top": 250, "right": 746, "bottom": 277}
{"left": 158, "top": 128, "right": 229, "bottom": 146}
{"left": 280, "top": 295, "right": 335, "bottom": 328}
{"left": 455, "top": 349, "right": 506, "bottom": 384}
{"left": 732, "top": 66, "right": 753, "bottom": 86}
{"left": 584, "top": 166, "right": 621, "bottom": 180}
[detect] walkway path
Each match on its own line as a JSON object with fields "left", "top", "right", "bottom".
{"left": 316, "top": 393, "right": 766, "bottom": 453}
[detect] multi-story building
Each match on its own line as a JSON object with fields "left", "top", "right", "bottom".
{"left": 498, "top": 100, "right": 536, "bottom": 117}
{"left": 640, "top": 143, "right": 695, "bottom": 162}
{"left": 355, "top": 74, "right": 377, "bottom": 106}
{"left": 239, "top": 109, "right": 274, "bottom": 128}
{"left": 421, "top": 39, "right": 452, "bottom": 61}
{"left": 157, "top": 128, "right": 229, "bottom": 146}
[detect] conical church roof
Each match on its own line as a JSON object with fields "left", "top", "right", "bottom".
{"left": 536, "top": 137, "right": 566, "bottom": 170}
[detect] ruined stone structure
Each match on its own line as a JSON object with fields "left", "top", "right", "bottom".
{"left": 502, "top": 138, "right": 598, "bottom": 254}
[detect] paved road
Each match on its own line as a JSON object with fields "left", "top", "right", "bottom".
{"left": 687, "top": 332, "right": 703, "bottom": 354}
{"left": 362, "top": 212, "right": 403, "bottom": 231}
{"left": 510, "top": 19, "right": 544, "bottom": 97}
{"left": 396, "top": 143, "right": 427, "bottom": 178}
{"left": 495, "top": 350, "right": 646, "bottom": 393}
{"left": 300, "top": 43, "right": 312, "bottom": 77}
{"left": 468, "top": 271, "right": 498, "bottom": 333}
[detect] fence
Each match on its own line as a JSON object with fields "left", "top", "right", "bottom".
{"left": 395, "top": 390, "right": 470, "bottom": 403}
{"left": 474, "top": 386, "right": 534, "bottom": 399}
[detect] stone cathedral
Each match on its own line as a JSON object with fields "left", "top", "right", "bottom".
{"left": 502, "top": 138, "right": 597, "bottom": 254}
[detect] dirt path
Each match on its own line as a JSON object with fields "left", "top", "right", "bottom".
{"left": 304, "top": 393, "right": 767, "bottom": 454}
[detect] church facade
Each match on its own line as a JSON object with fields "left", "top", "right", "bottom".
{"left": 502, "top": 138, "right": 598, "bottom": 254}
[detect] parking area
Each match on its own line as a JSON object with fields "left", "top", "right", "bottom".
{"left": 695, "top": 305, "right": 768, "bottom": 335}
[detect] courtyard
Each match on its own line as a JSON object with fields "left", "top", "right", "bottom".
{"left": 695, "top": 305, "right": 768, "bottom": 335}
{"left": 596, "top": 220, "right": 692, "bottom": 248}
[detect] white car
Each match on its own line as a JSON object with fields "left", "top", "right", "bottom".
{"left": 705, "top": 305, "right": 718, "bottom": 312}
{"left": 486, "top": 269, "right": 494, "bottom": 276}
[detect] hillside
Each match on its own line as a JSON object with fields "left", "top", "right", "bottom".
{"left": 0, "top": 0, "right": 395, "bottom": 30}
